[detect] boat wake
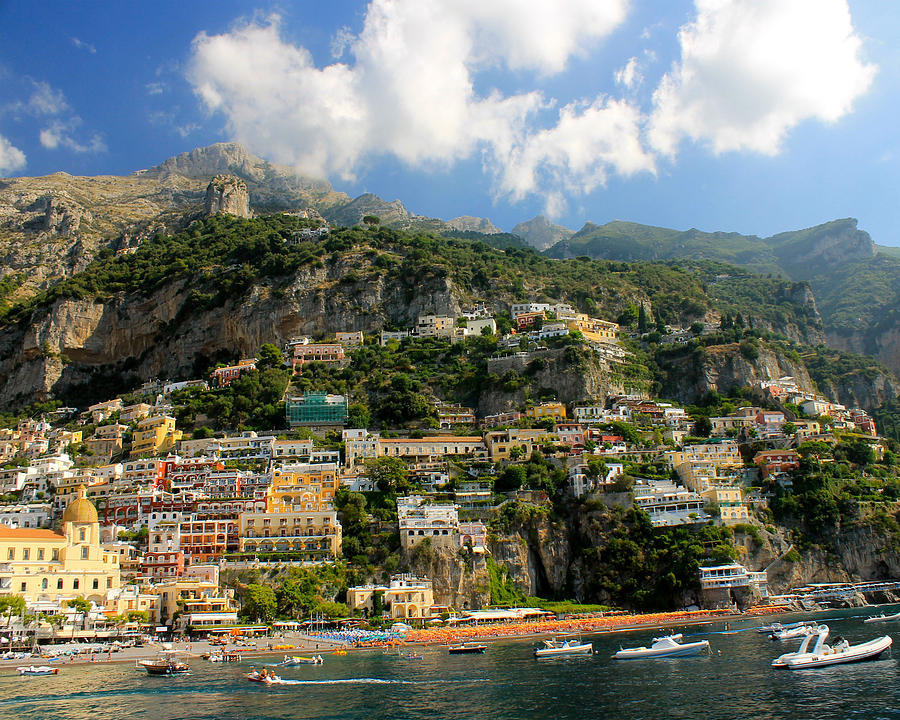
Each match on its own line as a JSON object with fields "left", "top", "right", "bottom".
{"left": 268, "top": 677, "right": 488, "bottom": 685}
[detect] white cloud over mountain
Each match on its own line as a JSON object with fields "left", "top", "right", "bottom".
{"left": 187, "top": 0, "right": 876, "bottom": 215}
{"left": 0, "top": 135, "right": 26, "bottom": 175}
{"left": 649, "top": 0, "right": 876, "bottom": 156}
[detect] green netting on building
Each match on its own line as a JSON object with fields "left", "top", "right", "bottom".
{"left": 286, "top": 392, "right": 348, "bottom": 426}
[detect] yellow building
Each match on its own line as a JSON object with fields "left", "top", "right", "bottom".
{"left": 0, "top": 486, "right": 121, "bottom": 606}
{"left": 484, "top": 429, "right": 554, "bottom": 462}
{"left": 267, "top": 463, "right": 339, "bottom": 512}
{"left": 238, "top": 509, "right": 342, "bottom": 561}
{"left": 702, "top": 486, "right": 749, "bottom": 522}
{"left": 346, "top": 574, "right": 435, "bottom": 620}
{"left": 144, "top": 578, "right": 237, "bottom": 626}
{"left": 525, "top": 402, "right": 567, "bottom": 421}
{"left": 131, "top": 415, "right": 182, "bottom": 458}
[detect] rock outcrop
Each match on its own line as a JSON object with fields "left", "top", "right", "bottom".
{"left": 512, "top": 215, "right": 574, "bottom": 251}
{"left": 447, "top": 216, "right": 501, "bottom": 235}
{"left": 204, "top": 175, "right": 251, "bottom": 218}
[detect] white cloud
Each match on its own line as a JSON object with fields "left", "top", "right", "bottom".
{"left": 649, "top": 0, "right": 877, "bottom": 156}
{"left": 0, "top": 134, "right": 26, "bottom": 175}
{"left": 39, "top": 119, "right": 106, "bottom": 153}
{"left": 7, "top": 81, "right": 70, "bottom": 117}
{"left": 187, "top": 1, "right": 633, "bottom": 205}
{"left": 145, "top": 82, "right": 165, "bottom": 96}
{"left": 71, "top": 37, "right": 96, "bottom": 54}
{"left": 615, "top": 57, "right": 642, "bottom": 89}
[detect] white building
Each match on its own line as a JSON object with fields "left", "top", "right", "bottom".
{"left": 397, "top": 496, "right": 459, "bottom": 552}
{"left": 343, "top": 429, "right": 381, "bottom": 468}
{"left": 633, "top": 480, "right": 709, "bottom": 527}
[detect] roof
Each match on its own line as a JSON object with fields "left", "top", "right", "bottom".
{"left": 62, "top": 485, "right": 98, "bottom": 524}
{"left": 0, "top": 526, "right": 65, "bottom": 541}
{"left": 380, "top": 437, "right": 483, "bottom": 443}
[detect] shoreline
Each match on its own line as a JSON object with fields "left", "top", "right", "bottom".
{"left": 0, "top": 606, "right": 792, "bottom": 670}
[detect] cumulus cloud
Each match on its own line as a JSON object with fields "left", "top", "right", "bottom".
{"left": 649, "top": 0, "right": 877, "bottom": 156}
{"left": 39, "top": 118, "right": 106, "bottom": 153}
{"left": 0, "top": 134, "right": 26, "bottom": 175}
{"left": 187, "top": 1, "right": 633, "bottom": 205}
{"left": 615, "top": 57, "right": 642, "bottom": 89}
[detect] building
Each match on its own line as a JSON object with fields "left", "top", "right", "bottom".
{"left": 146, "top": 577, "right": 237, "bottom": 628}
{"left": 480, "top": 410, "right": 522, "bottom": 428}
{"left": 87, "top": 398, "right": 124, "bottom": 424}
{"left": 342, "top": 429, "right": 381, "bottom": 468}
{"left": 753, "top": 450, "right": 800, "bottom": 480}
{"left": 511, "top": 303, "right": 551, "bottom": 318}
{"left": 211, "top": 359, "right": 257, "bottom": 387}
{"left": 0, "top": 503, "right": 52, "bottom": 529}
{"left": 436, "top": 403, "right": 476, "bottom": 428}
{"left": 633, "top": 480, "right": 709, "bottom": 527}
{"left": 0, "top": 486, "right": 121, "bottom": 606}
{"left": 267, "top": 463, "right": 340, "bottom": 512}
{"left": 178, "top": 518, "right": 237, "bottom": 563}
{"left": 701, "top": 486, "right": 749, "bottom": 522}
{"left": 525, "top": 402, "right": 567, "bottom": 421}
{"left": 415, "top": 314, "right": 455, "bottom": 338}
{"left": 515, "top": 312, "right": 545, "bottom": 331}
{"left": 335, "top": 331, "right": 364, "bottom": 347}
{"left": 131, "top": 415, "right": 182, "bottom": 458}
{"left": 288, "top": 342, "right": 345, "bottom": 371}
{"left": 465, "top": 317, "right": 497, "bottom": 336}
{"left": 238, "top": 509, "right": 341, "bottom": 561}
{"left": 85, "top": 423, "right": 129, "bottom": 458}
{"left": 378, "top": 437, "right": 486, "bottom": 462}
{"left": 346, "top": 574, "right": 435, "bottom": 620}
{"left": 119, "top": 403, "right": 153, "bottom": 423}
{"left": 380, "top": 330, "right": 409, "bottom": 346}
{"left": 699, "top": 563, "right": 768, "bottom": 599}
{"left": 484, "top": 429, "right": 552, "bottom": 462}
{"left": 285, "top": 392, "right": 348, "bottom": 427}
{"left": 568, "top": 462, "right": 625, "bottom": 497}
{"left": 397, "top": 496, "right": 459, "bottom": 552}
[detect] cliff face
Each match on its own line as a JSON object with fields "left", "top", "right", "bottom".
{"left": 0, "top": 256, "right": 465, "bottom": 407}
{"left": 407, "top": 546, "right": 490, "bottom": 610}
{"left": 204, "top": 175, "right": 251, "bottom": 218}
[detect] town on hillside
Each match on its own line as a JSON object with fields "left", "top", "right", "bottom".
{"left": 0, "top": 301, "right": 889, "bottom": 641}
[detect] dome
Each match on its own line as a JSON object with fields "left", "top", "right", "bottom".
{"left": 62, "top": 485, "right": 98, "bottom": 524}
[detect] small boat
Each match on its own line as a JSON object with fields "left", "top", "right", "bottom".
{"left": 277, "top": 654, "right": 323, "bottom": 666}
{"left": 138, "top": 651, "right": 190, "bottom": 676}
{"left": 614, "top": 633, "right": 710, "bottom": 660}
{"left": 448, "top": 642, "right": 487, "bottom": 655}
{"left": 401, "top": 652, "right": 423, "bottom": 660}
{"left": 247, "top": 669, "right": 282, "bottom": 684}
{"left": 771, "top": 623, "right": 819, "bottom": 640}
{"left": 17, "top": 665, "right": 59, "bottom": 676}
{"left": 534, "top": 637, "right": 593, "bottom": 658}
{"left": 774, "top": 627, "right": 892, "bottom": 670}
{"left": 205, "top": 651, "right": 242, "bottom": 662}
{"left": 332, "top": 649, "right": 347, "bottom": 656}
{"left": 864, "top": 611, "right": 900, "bottom": 623}
{"left": 759, "top": 620, "right": 814, "bottom": 634}
{"left": 772, "top": 626, "right": 830, "bottom": 667}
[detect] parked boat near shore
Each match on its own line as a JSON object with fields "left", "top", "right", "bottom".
{"left": 614, "top": 634, "right": 710, "bottom": 660}
{"left": 448, "top": 642, "right": 487, "bottom": 654}
{"left": 534, "top": 637, "right": 593, "bottom": 658}
{"left": 16, "top": 665, "right": 58, "bottom": 676}
{"left": 137, "top": 651, "right": 189, "bottom": 676}
{"left": 864, "top": 611, "right": 900, "bottom": 623}
{"left": 772, "top": 627, "right": 892, "bottom": 669}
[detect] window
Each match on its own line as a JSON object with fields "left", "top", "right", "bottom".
{"left": 6, "top": 548, "right": 12, "bottom": 560}
{"left": 22, "top": 548, "right": 29, "bottom": 560}
{"left": 92, "top": 579, "right": 99, "bottom": 590}
{"left": 20, "top": 582, "right": 26, "bottom": 592}
{"left": 73, "top": 579, "right": 79, "bottom": 590}
{"left": 107, "top": 578, "right": 112, "bottom": 588}
{"left": 79, "top": 528, "right": 86, "bottom": 542}
{"left": 81, "top": 547, "right": 89, "bottom": 560}
{"left": 52, "top": 549, "right": 59, "bottom": 561}
{"left": 38, "top": 548, "right": 44, "bottom": 560}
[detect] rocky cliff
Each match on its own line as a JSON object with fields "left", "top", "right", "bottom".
{"left": 407, "top": 546, "right": 491, "bottom": 610}
{"left": 512, "top": 215, "right": 574, "bottom": 251}
{"left": 204, "top": 175, "right": 251, "bottom": 218}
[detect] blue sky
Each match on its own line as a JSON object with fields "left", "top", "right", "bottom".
{"left": 1, "top": 1, "right": 897, "bottom": 245}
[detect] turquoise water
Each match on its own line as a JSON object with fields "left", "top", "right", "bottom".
{"left": 3, "top": 610, "right": 900, "bottom": 720}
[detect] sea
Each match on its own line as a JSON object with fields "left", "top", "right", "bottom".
{"left": 3, "top": 607, "right": 900, "bottom": 720}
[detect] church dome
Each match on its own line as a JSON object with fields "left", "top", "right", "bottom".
{"left": 62, "top": 485, "right": 98, "bottom": 524}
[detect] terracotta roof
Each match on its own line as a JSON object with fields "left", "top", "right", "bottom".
{"left": 0, "top": 526, "right": 64, "bottom": 540}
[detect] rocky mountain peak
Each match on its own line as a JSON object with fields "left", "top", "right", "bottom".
{"left": 447, "top": 216, "right": 501, "bottom": 234}
{"left": 512, "top": 215, "right": 575, "bottom": 250}
{"left": 204, "top": 175, "right": 251, "bottom": 218}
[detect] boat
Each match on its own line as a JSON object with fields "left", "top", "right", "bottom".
{"left": 448, "top": 642, "right": 487, "bottom": 654}
{"left": 772, "top": 626, "right": 830, "bottom": 667}
{"left": 401, "top": 652, "right": 423, "bottom": 660}
{"left": 137, "top": 651, "right": 190, "bottom": 676}
{"left": 205, "top": 651, "right": 242, "bottom": 662}
{"left": 247, "top": 669, "right": 282, "bottom": 684}
{"left": 613, "top": 633, "right": 710, "bottom": 660}
{"left": 773, "top": 626, "right": 892, "bottom": 669}
{"left": 277, "top": 654, "right": 323, "bottom": 666}
{"left": 332, "top": 649, "right": 347, "bottom": 656}
{"left": 534, "top": 637, "right": 593, "bottom": 658}
{"left": 864, "top": 611, "right": 900, "bottom": 623}
{"left": 770, "top": 623, "right": 820, "bottom": 640}
{"left": 758, "top": 620, "right": 814, "bottom": 634}
{"left": 16, "top": 665, "right": 59, "bottom": 676}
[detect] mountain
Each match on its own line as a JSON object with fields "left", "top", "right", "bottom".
{"left": 512, "top": 215, "right": 574, "bottom": 251}
{"left": 546, "top": 217, "right": 900, "bottom": 377}
{"left": 447, "top": 216, "right": 501, "bottom": 234}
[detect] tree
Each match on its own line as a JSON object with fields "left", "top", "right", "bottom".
{"left": 781, "top": 422, "right": 796, "bottom": 436}
{"left": 693, "top": 416, "right": 712, "bottom": 438}
{"left": 366, "top": 456, "right": 411, "bottom": 494}
{"left": 0, "top": 595, "right": 25, "bottom": 627}
{"left": 496, "top": 464, "right": 526, "bottom": 492}
{"left": 638, "top": 304, "right": 648, "bottom": 333}
{"left": 362, "top": 215, "right": 381, "bottom": 226}
{"left": 347, "top": 403, "right": 371, "bottom": 428}
{"left": 243, "top": 584, "right": 277, "bottom": 622}
{"left": 67, "top": 596, "right": 91, "bottom": 630}
{"left": 257, "top": 343, "right": 284, "bottom": 370}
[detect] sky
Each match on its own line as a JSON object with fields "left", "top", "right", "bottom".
{"left": 0, "top": 0, "right": 898, "bottom": 245}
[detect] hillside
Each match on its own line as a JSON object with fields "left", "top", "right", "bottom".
{"left": 0, "top": 215, "right": 895, "bottom": 436}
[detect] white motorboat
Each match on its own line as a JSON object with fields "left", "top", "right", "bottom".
{"left": 771, "top": 623, "right": 819, "bottom": 640}
{"left": 757, "top": 620, "right": 810, "bottom": 634}
{"left": 17, "top": 665, "right": 59, "bottom": 676}
{"left": 772, "top": 626, "right": 830, "bottom": 667}
{"left": 864, "top": 611, "right": 900, "bottom": 623}
{"left": 534, "top": 637, "right": 593, "bottom": 658}
{"left": 774, "top": 627, "right": 892, "bottom": 670}
{"left": 614, "top": 633, "right": 710, "bottom": 660}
